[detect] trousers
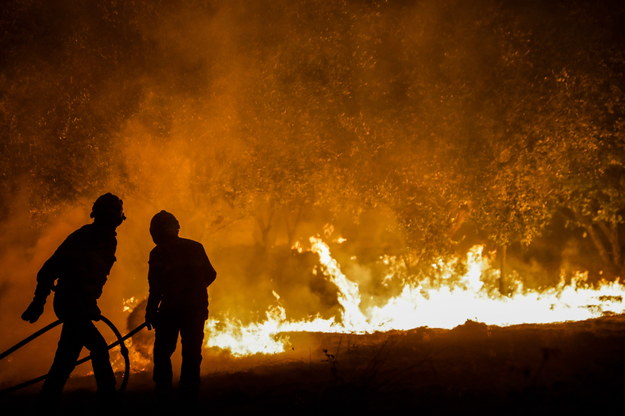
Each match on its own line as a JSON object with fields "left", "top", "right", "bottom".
{"left": 40, "top": 318, "right": 116, "bottom": 403}
{"left": 153, "top": 313, "right": 206, "bottom": 399}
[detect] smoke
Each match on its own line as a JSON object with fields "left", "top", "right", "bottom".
{"left": 1, "top": 0, "right": 624, "bottom": 382}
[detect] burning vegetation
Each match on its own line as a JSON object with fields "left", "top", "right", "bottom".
{"left": 1, "top": 0, "right": 625, "bottom": 404}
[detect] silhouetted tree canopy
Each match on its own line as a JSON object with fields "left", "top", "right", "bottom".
{"left": 1, "top": 0, "right": 624, "bottom": 275}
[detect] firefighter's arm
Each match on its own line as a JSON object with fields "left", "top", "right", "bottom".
{"left": 197, "top": 245, "right": 217, "bottom": 287}
{"left": 145, "top": 287, "right": 161, "bottom": 330}
{"left": 145, "top": 252, "right": 163, "bottom": 330}
{"left": 21, "top": 240, "right": 70, "bottom": 323}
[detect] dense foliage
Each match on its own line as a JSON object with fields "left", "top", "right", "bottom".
{"left": 1, "top": 0, "right": 624, "bottom": 278}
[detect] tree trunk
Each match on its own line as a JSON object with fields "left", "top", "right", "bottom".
{"left": 499, "top": 244, "right": 507, "bottom": 295}
{"left": 255, "top": 204, "right": 275, "bottom": 250}
{"left": 598, "top": 221, "right": 623, "bottom": 275}
{"left": 585, "top": 223, "right": 620, "bottom": 277}
{"left": 401, "top": 254, "right": 413, "bottom": 276}
{"left": 285, "top": 204, "right": 303, "bottom": 247}
{"left": 563, "top": 208, "right": 624, "bottom": 278}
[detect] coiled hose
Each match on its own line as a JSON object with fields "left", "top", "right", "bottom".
{"left": 0, "top": 317, "right": 147, "bottom": 395}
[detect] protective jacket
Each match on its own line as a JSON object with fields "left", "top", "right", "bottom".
{"left": 146, "top": 237, "right": 216, "bottom": 320}
{"left": 34, "top": 223, "right": 117, "bottom": 321}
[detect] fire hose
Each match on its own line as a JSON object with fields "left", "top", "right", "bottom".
{"left": 0, "top": 316, "right": 148, "bottom": 395}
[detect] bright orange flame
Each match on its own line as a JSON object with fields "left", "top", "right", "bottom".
{"left": 122, "top": 296, "right": 139, "bottom": 313}
{"left": 203, "top": 235, "right": 625, "bottom": 357}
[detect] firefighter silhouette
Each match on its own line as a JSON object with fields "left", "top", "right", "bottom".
{"left": 21, "top": 192, "right": 126, "bottom": 407}
{"left": 145, "top": 210, "right": 217, "bottom": 403}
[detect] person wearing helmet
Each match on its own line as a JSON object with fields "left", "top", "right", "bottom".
{"left": 21, "top": 192, "right": 126, "bottom": 408}
{"left": 145, "top": 210, "right": 216, "bottom": 405}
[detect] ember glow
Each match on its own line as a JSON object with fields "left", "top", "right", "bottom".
{"left": 122, "top": 297, "right": 139, "bottom": 313}
{"left": 205, "top": 236, "right": 625, "bottom": 357}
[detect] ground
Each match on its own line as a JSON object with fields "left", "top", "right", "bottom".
{"left": 2, "top": 315, "right": 625, "bottom": 415}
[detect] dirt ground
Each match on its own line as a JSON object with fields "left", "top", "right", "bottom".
{"left": 3, "top": 315, "right": 625, "bottom": 415}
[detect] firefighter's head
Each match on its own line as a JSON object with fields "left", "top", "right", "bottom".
{"left": 90, "top": 193, "right": 126, "bottom": 227}
{"left": 150, "top": 210, "right": 180, "bottom": 245}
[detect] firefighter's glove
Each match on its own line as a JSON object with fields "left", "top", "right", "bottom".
{"left": 21, "top": 298, "right": 45, "bottom": 323}
{"left": 90, "top": 305, "right": 102, "bottom": 321}
{"left": 145, "top": 308, "right": 158, "bottom": 330}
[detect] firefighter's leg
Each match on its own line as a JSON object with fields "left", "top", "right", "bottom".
{"left": 178, "top": 316, "right": 205, "bottom": 402}
{"left": 82, "top": 320, "right": 117, "bottom": 398}
{"left": 153, "top": 315, "right": 179, "bottom": 394}
{"left": 39, "top": 321, "right": 84, "bottom": 405}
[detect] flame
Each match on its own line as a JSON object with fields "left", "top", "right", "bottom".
{"left": 119, "top": 297, "right": 152, "bottom": 373}
{"left": 123, "top": 338, "right": 152, "bottom": 371}
{"left": 204, "top": 235, "right": 625, "bottom": 357}
{"left": 122, "top": 296, "right": 139, "bottom": 313}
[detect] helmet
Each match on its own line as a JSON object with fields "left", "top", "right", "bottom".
{"left": 150, "top": 210, "right": 180, "bottom": 243}
{"left": 90, "top": 193, "right": 125, "bottom": 225}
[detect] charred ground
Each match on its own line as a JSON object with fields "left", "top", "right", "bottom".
{"left": 3, "top": 315, "right": 625, "bottom": 415}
